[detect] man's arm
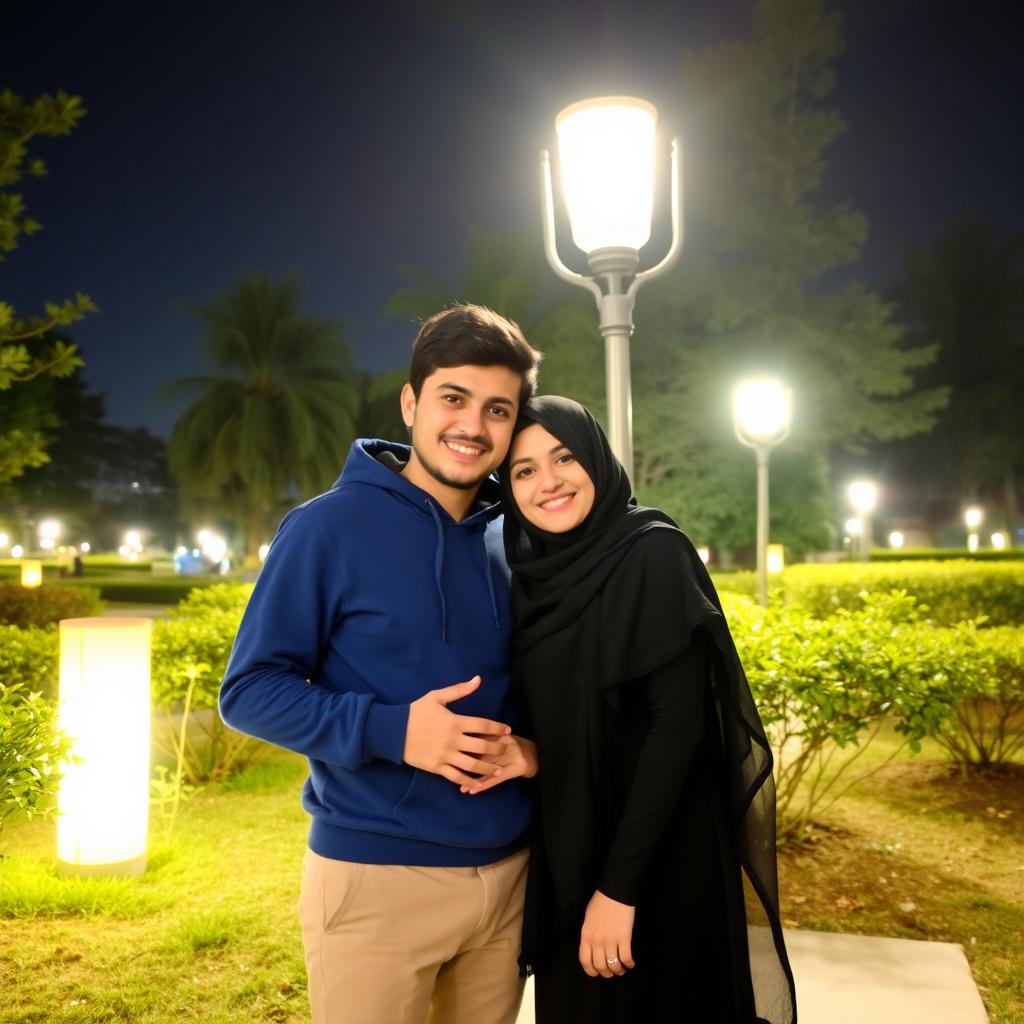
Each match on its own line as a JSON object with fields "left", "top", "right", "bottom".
{"left": 219, "top": 506, "right": 510, "bottom": 782}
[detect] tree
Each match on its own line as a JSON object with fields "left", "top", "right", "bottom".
{"left": 892, "top": 222, "right": 1024, "bottom": 541}
{"left": 0, "top": 90, "right": 93, "bottom": 482}
{"left": 164, "top": 274, "right": 358, "bottom": 563}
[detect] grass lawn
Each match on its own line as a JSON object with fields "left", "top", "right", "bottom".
{"left": 2, "top": 741, "right": 1022, "bottom": 1023}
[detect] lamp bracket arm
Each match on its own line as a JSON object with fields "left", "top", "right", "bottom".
{"left": 627, "top": 137, "right": 684, "bottom": 301}
{"left": 539, "top": 149, "right": 603, "bottom": 302}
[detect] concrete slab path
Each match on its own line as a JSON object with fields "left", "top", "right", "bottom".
{"left": 515, "top": 928, "right": 989, "bottom": 1023}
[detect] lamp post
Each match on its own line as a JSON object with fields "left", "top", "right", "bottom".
{"left": 964, "top": 506, "right": 983, "bottom": 553}
{"left": 848, "top": 481, "right": 878, "bottom": 561}
{"left": 733, "top": 379, "right": 792, "bottom": 608}
{"left": 540, "top": 96, "right": 683, "bottom": 481}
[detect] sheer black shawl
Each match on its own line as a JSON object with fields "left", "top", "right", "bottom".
{"left": 500, "top": 396, "right": 796, "bottom": 1024}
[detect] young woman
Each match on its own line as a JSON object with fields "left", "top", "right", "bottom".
{"left": 467, "top": 396, "right": 796, "bottom": 1023}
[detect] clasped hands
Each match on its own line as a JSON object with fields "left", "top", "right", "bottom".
{"left": 402, "top": 675, "right": 537, "bottom": 792}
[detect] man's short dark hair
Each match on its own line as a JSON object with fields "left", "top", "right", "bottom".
{"left": 409, "top": 304, "right": 542, "bottom": 406}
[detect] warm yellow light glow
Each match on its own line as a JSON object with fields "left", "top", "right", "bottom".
{"left": 696, "top": 545, "right": 710, "bottom": 565}
{"left": 844, "top": 517, "right": 863, "bottom": 537}
{"left": 39, "top": 537, "right": 55, "bottom": 550}
{"left": 57, "top": 617, "right": 151, "bottom": 876}
{"left": 964, "top": 506, "right": 983, "bottom": 530}
{"left": 767, "top": 544, "right": 785, "bottom": 574}
{"left": 11, "top": 544, "right": 24, "bottom": 558}
{"left": 733, "top": 379, "right": 792, "bottom": 444}
{"left": 21, "top": 560, "right": 43, "bottom": 588}
{"left": 0, "top": 531, "right": 8, "bottom": 549}
{"left": 991, "top": 532, "right": 1006, "bottom": 550}
{"left": 889, "top": 531, "right": 905, "bottom": 549}
{"left": 39, "top": 519, "right": 61, "bottom": 540}
{"left": 80, "top": 542, "right": 91, "bottom": 553}
{"left": 124, "top": 529, "right": 142, "bottom": 550}
{"left": 967, "top": 533, "right": 979, "bottom": 553}
{"left": 118, "top": 544, "right": 130, "bottom": 558}
{"left": 848, "top": 480, "right": 878, "bottom": 514}
{"left": 556, "top": 96, "right": 658, "bottom": 254}
{"left": 258, "top": 543, "right": 270, "bottom": 562}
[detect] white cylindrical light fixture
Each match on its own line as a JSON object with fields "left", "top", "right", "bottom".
{"left": 21, "top": 559, "right": 43, "bottom": 588}
{"left": 556, "top": 96, "right": 657, "bottom": 255}
{"left": 57, "top": 617, "right": 152, "bottom": 877}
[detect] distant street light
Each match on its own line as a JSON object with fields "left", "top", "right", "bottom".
{"left": 541, "top": 96, "right": 683, "bottom": 480}
{"left": 733, "top": 379, "right": 792, "bottom": 607}
{"left": 888, "top": 530, "right": 905, "bottom": 550}
{"left": 847, "top": 481, "right": 878, "bottom": 561}
{"left": 991, "top": 532, "right": 1006, "bottom": 550}
{"left": 964, "top": 506, "right": 983, "bottom": 552}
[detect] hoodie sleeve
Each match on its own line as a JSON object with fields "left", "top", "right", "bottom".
{"left": 219, "top": 504, "right": 409, "bottom": 767}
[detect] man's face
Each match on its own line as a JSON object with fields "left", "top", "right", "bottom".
{"left": 401, "top": 364, "right": 522, "bottom": 491}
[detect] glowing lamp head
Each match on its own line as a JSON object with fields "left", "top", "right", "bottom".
{"left": 964, "top": 506, "right": 983, "bottom": 530}
{"left": 258, "top": 543, "right": 270, "bottom": 562}
{"left": 767, "top": 544, "right": 785, "bottom": 574}
{"left": 21, "top": 559, "right": 43, "bottom": 588}
{"left": 556, "top": 96, "right": 658, "bottom": 255}
{"left": 696, "top": 545, "right": 710, "bottom": 565}
{"left": 991, "top": 532, "right": 1006, "bottom": 550}
{"left": 0, "top": 531, "right": 8, "bottom": 550}
{"left": 844, "top": 517, "right": 863, "bottom": 537}
{"left": 79, "top": 542, "right": 90, "bottom": 553}
{"left": 11, "top": 544, "right": 24, "bottom": 558}
{"left": 57, "top": 617, "right": 151, "bottom": 876}
{"left": 888, "top": 531, "right": 905, "bottom": 549}
{"left": 39, "top": 519, "right": 61, "bottom": 540}
{"left": 848, "top": 481, "right": 878, "bottom": 514}
{"left": 733, "top": 379, "right": 792, "bottom": 446}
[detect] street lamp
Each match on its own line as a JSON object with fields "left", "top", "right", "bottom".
{"left": 847, "top": 481, "right": 878, "bottom": 561}
{"left": 541, "top": 96, "right": 683, "bottom": 480}
{"left": 733, "top": 379, "right": 792, "bottom": 607}
{"left": 964, "top": 506, "right": 983, "bottom": 553}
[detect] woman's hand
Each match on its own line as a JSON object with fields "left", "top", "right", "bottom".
{"left": 579, "top": 890, "right": 636, "bottom": 978}
{"left": 460, "top": 735, "right": 538, "bottom": 795}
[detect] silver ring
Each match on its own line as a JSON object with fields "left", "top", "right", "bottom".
{"left": 607, "top": 957, "right": 619, "bottom": 965}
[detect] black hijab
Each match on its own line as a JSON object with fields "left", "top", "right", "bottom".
{"left": 499, "top": 396, "right": 796, "bottom": 1024}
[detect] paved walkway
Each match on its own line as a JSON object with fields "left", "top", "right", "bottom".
{"left": 515, "top": 929, "right": 989, "bottom": 1023}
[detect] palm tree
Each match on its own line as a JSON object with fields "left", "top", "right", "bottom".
{"left": 164, "top": 274, "right": 357, "bottom": 565}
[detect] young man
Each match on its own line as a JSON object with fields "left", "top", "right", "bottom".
{"left": 219, "top": 305, "right": 543, "bottom": 1024}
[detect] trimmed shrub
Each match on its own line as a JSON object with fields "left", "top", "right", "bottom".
{"left": 717, "top": 561, "right": 1024, "bottom": 626}
{"left": 0, "top": 583, "right": 103, "bottom": 628}
{"left": 151, "top": 583, "right": 262, "bottom": 782}
{"left": 724, "top": 591, "right": 960, "bottom": 841}
{"left": 0, "top": 684, "right": 71, "bottom": 835}
{"left": 929, "top": 623, "right": 1024, "bottom": 769}
{"left": 0, "top": 625, "right": 59, "bottom": 699}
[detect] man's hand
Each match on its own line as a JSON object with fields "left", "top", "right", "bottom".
{"left": 460, "top": 736, "right": 538, "bottom": 795}
{"left": 579, "top": 890, "right": 636, "bottom": 978}
{"left": 403, "top": 676, "right": 512, "bottom": 786}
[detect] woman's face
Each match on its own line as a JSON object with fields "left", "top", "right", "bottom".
{"left": 508, "top": 423, "right": 595, "bottom": 533}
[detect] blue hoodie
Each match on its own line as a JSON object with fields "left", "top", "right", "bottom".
{"left": 220, "top": 439, "right": 532, "bottom": 866}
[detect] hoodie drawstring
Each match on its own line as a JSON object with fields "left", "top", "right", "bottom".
{"left": 425, "top": 499, "right": 502, "bottom": 642}
{"left": 426, "top": 500, "right": 449, "bottom": 643}
{"left": 481, "top": 533, "right": 501, "bottom": 632}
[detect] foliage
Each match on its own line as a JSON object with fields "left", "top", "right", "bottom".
{"left": 891, "top": 221, "right": 1024, "bottom": 537}
{"left": 726, "top": 590, "right": 958, "bottom": 841}
{"left": 151, "top": 583, "right": 262, "bottom": 782}
{"left": 0, "top": 90, "right": 93, "bottom": 483}
{"left": 0, "top": 623, "right": 58, "bottom": 697}
{"left": 870, "top": 548, "right": 1024, "bottom": 563}
{"left": 0, "top": 582, "right": 103, "bottom": 628}
{"left": 164, "top": 273, "right": 358, "bottom": 562}
{"left": 717, "top": 560, "right": 1024, "bottom": 626}
{"left": 0, "top": 683, "right": 71, "bottom": 835}
{"left": 929, "top": 624, "right": 1024, "bottom": 769}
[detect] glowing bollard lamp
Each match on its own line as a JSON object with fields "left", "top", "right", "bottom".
{"left": 57, "top": 617, "right": 152, "bottom": 877}
{"left": 541, "top": 96, "right": 683, "bottom": 481}
{"left": 21, "top": 559, "right": 43, "bottom": 588}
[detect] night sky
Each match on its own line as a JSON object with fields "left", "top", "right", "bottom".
{"left": 6, "top": 0, "right": 1022, "bottom": 438}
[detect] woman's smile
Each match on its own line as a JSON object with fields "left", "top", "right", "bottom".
{"left": 509, "top": 423, "right": 595, "bottom": 532}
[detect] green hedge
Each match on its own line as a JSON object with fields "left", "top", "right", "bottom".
{"left": 0, "top": 583, "right": 104, "bottom": 628}
{"left": 869, "top": 547, "right": 1024, "bottom": 562}
{"left": 50, "top": 576, "right": 221, "bottom": 604}
{"left": 716, "top": 560, "right": 1024, "bottom": 625}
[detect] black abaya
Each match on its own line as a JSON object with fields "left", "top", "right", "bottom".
{"left": 499, "top": 396, "right": 796, "bottom": 1024}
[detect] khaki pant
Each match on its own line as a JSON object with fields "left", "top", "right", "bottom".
{"left": 298, "top": 847, "right": 528, "bottom": 1024}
